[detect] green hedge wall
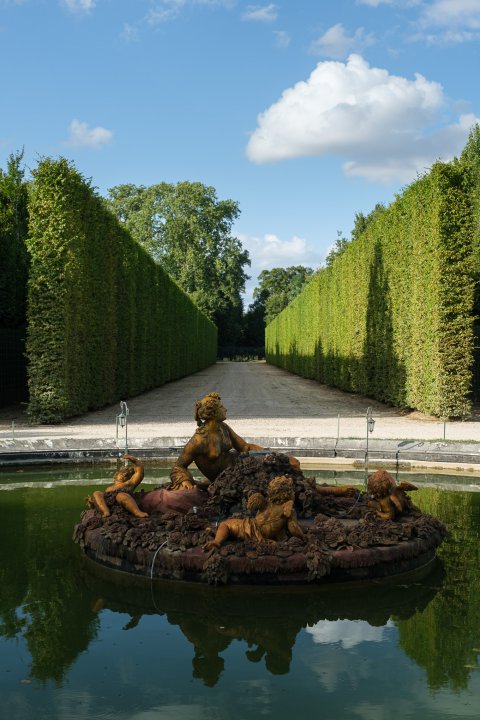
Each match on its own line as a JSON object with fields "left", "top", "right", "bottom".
{"left": 266, "top": 161, "right": 475, "bottom": 418}
{"left": 26, "top": 158, "right": 217, "bottom": 422}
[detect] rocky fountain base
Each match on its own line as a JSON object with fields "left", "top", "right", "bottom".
{"left": 73, "top": 453, "right": 446, "bottom": 586}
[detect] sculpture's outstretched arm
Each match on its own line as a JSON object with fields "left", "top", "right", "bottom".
{"left": 283, "top": 501, "right": 304, "bottom": 540}
{"left": 105, "top": 453, "right": 144, "bottom": 492}
{"left": 170, "top": 437, "right": 199, "bottom": 489}
{"left": 122, "top": 454, "right": 144, "bottom": 489}
{"left": 225, "top": 424, "right": 265, "bottom": 453}
{"left": 287, "top": 517, "right": 304, "bottom": 540}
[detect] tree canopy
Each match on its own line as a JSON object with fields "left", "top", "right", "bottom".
{"left": 246, "top": 266, "right": 314, "bottom": 337}
{"left": 106, "top": 181, "right": 250, "bottom": 345}
{"left": 0, "top": 150, "right": 29, "bottom": 328}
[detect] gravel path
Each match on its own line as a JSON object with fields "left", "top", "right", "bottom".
{"left": 1, "top": 361, "right": 479, "bottom": 444}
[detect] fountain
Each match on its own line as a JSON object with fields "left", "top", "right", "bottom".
{"left": 73, "top": 393, "right": 446, "bottom": 585}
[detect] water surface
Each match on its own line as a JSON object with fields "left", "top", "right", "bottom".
{"left": 1, "top": 468, "right": 479, "bottom": 720}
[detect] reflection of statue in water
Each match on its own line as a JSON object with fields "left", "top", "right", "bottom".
{"left": 170, "top": 392, "right": 278, "bottom": 489}
{"left": 86, "top": 454, "right": 148, "bottom": 518}
{"left": 204, "top": 475, "right": 304, "bottom": 551}
{"left": 367, "top": 469, "right": 417, "bottom": 520}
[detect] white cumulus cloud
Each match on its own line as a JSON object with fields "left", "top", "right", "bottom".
{"left": 66, "top": 119, "right": 113, "bottom": 148}
{"left": 246, "top": 54, "right": 479, "bottom": 183}
{"left": 309, "top": 23, "right": 375, "bottom": 59}
{"left": 242, "top": 3, "right": 277, "bottom": 22}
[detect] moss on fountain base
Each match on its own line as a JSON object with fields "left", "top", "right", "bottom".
{"left": 74, "top": 502, "right": 446, "bottom": 586}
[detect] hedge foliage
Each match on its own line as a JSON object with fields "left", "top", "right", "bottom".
{"left": 26, "top": 158, "right": 217, "bottom": 422}
{"left": 266, "top": 160, "right": 475, "bottom": 418}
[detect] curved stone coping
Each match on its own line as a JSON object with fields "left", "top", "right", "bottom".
{"left": 2, "top": 436, "right": 480, "bottom": 468}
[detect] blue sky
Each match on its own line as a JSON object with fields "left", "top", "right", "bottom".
{"left": 2, "top": 0, "right": 480, "bottom": 305}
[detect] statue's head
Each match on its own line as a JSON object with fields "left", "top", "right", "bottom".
{"left": 367, "top": 469, "right": 396, "bottom": 498}
{"left": 267, "top": 475, "right": 295, "bottom": 504}
{"left": 194, "top": 392, "right": 226, "bottom": 425}
{"left": 113, "top": 465, "right": 135, "bottom": 484}
{"left": 247, "top": 492, "right": 267, "bottom": 513}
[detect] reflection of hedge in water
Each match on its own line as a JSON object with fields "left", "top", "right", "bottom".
{"left": 266, "top": 160, "right": 475, "bottom": 417}
{"left": 26, "top": 158, "right": 217, "bottom": 423}
{"left": 396, "top": 488, "right": 480, "bottom": 691}
{"left": 0, "top": 487, "right": 99, "bottom": 684}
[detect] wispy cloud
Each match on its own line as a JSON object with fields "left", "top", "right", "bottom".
{"left": 121, "top": 0, "right": 235, "bottom": 39}
{"left": 422, "top": 0, "right": 480, "bottom": 28}
{"left": 66, "top": 119, "right": 113, "bottom": 148}
{"left": 61, "top": 0, "right": 96, "bottom": 12}
{"left": 356, "top": 0, "right": 396, "bottom": 6}
{"left": 308, "top": 24, "right": 375, "bottom": 59}
{"left": 238, "top": 232, "right": 322, "bottom": 306}
{"left": 242, "top": 3, "right": 277, "bottom": 22}
{"left": 356, "top": 0, "right": 419, "bottom": 6}
{"left": 147, "top": 0, "right": 235, "bottom": 25}
{"left": 273, "top": 30, "right": 290, "bottom": 48}
{"left": 411, "top": 0, "right": 480, "bottom": 43}
{"left": 121, "top": 22, "right": 140, "bottom": 42}
{"left": 246, "top": 54, "right": 480, "bottom": 183}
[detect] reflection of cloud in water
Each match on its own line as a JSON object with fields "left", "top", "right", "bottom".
{"left": 306, "top": 619, "right": 395, "bottom": 650}
{"left": 352, "top": 675, "right": 480, "bottom": 720}
{"left": 302, "top": 643, "right": 374, "bottom": 693}
{"left": 127, "top": 705, "right": 207, "bottom": 720}
{"left": 236, "top": 679, "right": 274, "bottom": 716}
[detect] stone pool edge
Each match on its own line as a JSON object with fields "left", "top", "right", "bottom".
{"left": 1, "top": 436, "right": 480, "bottom": 472}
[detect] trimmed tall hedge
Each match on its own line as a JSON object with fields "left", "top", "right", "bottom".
{"left": 26, "top": 158, "right": 217, "bottom": 422}
{"left": 266, "top": 161, "right": 475, "bottom": 417}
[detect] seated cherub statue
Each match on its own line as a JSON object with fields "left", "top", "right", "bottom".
{"left": 367, "top": 469, "right": 417, "bottom": 520}
{"left": 204, "top": 475, "right": 304, "bottom": 551}
{"left": 86, "top": 453, "right": 148, "bottom": 519}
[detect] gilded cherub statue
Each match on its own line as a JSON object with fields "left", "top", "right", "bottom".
{"left": 86, "top": 453, "right": 148, "bottom": 519}
{"left": 204, "top": 475, "right": 304, "bottom": 551}
{"left": 367, "top": 469, "right": 417, "bottom": 520}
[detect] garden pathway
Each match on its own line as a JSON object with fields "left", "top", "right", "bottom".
{"left": 1, "top": 361, "right": 479, "bottom": 444}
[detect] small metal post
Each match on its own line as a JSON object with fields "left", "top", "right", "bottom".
{"left": 365, "top": 406, "right": 375, "bottom": 483}
{"left": 115, "top": 401, "right": 129, "bottom": 454}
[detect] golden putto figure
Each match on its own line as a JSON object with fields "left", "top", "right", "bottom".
{"left": 204, "top": 475, "right": 304, "bottom": 551}
{"left": 169, "top": 392, "right": 266, "bottom": 490}
{"left": 86, "top": 454, "right": 149, "bottom": 519}
{"left": 367, "top": 469, "right": 417, "bottom": 520}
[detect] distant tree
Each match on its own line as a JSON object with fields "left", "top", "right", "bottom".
{"left": 351, "top": 203, "right": 386, "bottom": 242}
{"left": 0, "top": 149, "right": 29, "bottom": 327}
{"left": 247, "top": 266, "right": 314, "bottom": 329}
{"left": 242, "top": 300, "right": 265, "bottom": 347}
{"left": 325, "top": 204, "right": 387, "bottom": 269}
{"left": 107, "top": 181, "right": 250, "bottom": 345}
{"left": 325, "top": 231, "right": 349, "bottom": 267}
